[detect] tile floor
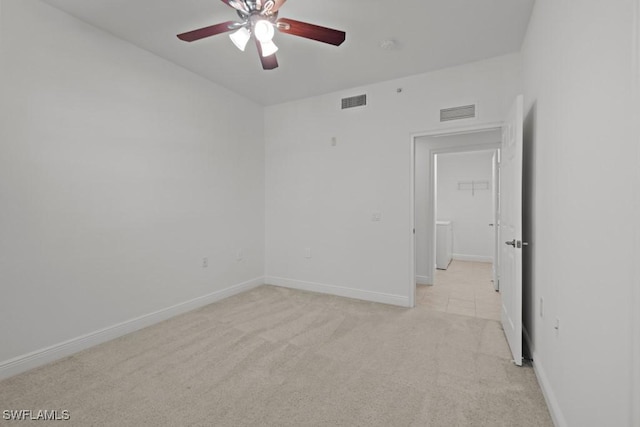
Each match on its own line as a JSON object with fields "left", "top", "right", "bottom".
{"left": 416, "top": 260, "right": 502, "bottom": 321}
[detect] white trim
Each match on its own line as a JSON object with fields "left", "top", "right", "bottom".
{"left": 529, "top": 353, "right": 568, "bottom": 427}
{"left": 0, "top": 277, "right": 264, "bottom": 380}
{"left": 410, "top": 123, "right": 503, "bottom": 309}
{"left": 412, "top": 121, "right": 504, "bottom": 139}
{"left": 452, "top": 254, "right": 493, "bottom": 263}
{"left": 415, "top": 275, "right": 432, "bottom": 285}
{"left": 523, "top": 325, "right": 567, "bottom": 427}
{"left": 265, "top": 276, "right": 410, "bottom": 307}
{"left": 409, "top": 132, "right": 416, "bottom": 307}
{"left": 632, "top": 1, "right": 640, "bottom": 425}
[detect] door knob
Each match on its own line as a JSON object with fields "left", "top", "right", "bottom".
{"left": 505, "top": 240, "right": 528, "bottom": 248}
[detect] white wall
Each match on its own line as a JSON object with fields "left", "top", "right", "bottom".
{"left": 521, "top": 1, "right": 638, "bottom": 426}
{"left": 265, "top": 54, "right": 521, "bottom": 306}
{"left": 437, "top": 151, "right": 494, "bottom": 262}
{"left": 0, "top": 0, "right": 265, "bottom": 373}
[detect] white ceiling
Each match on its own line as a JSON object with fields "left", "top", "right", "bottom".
{"left": 40, "top": 0, "right": 534, "bottom": 106}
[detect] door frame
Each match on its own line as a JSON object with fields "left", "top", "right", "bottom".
{"left": 410, "top": 121, "right": 503, "bottom": 307}
{"left": 632, "top": 0, "right": 640, "bottom": 424}
{"left": 491, "top": 150, "right": 501, "bottom": 290}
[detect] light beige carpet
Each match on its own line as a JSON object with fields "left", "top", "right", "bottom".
{"left": 0, "top": 285, "right": 553, "bottom": 426}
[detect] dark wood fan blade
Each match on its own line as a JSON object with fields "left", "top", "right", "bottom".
{"left": 255, "top": 38, "right": 279, "bottom": 70}
{"left": 276, "top": 18, "right": 345, "bottom": 46}
{"left": 177, "top": 21, "right": 236, "bottom": 42}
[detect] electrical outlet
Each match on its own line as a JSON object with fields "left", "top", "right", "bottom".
{"left": 202, "top": 257, "right": 208, "bottom": 268}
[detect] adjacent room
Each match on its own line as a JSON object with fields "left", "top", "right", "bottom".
{"left": 414, "top": 129, "right": 502, "bottom": 323}
{"left": 417, "top": 147, "right": 501, "bottom": 320}
{"left": 1, "top": 1, "right": 638, "bottom": 426}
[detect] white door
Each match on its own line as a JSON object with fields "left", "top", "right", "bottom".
{"left": 500, "top": 95, "right": 524, "bottom": 366}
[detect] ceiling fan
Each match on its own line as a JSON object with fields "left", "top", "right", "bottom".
{"left": 177, "top": 0, "right": 346, "bottom": 70}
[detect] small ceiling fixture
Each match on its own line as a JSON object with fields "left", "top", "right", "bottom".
{"left": 177, "top": 0, "right": 346, "bottom": 70}
{"left": 379, "top": 39, "right": 398, "bottom": 51}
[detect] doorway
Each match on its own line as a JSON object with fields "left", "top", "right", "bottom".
{"left": 417, "top": 149, "right": 502, "bottom": 320}
{"left": 410, "top": 96, "right": 524, "bottom": 366}
{"left": 435, "top": 150, "right": 496, "bottom": 268}
{"left": 410, "top": 124, "right": 502, "bottom": 309}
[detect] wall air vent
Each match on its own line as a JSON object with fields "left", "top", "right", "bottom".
{"left": 440, "top": 104, "right": 476, "bottom": 122}
{"left": 341, "top": 94, "right": 367, "bottom": 109}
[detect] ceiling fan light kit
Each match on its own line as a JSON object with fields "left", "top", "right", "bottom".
{"left": 177, "top": 0, "right": 346, "bottom": 70}
{"left": 229, "top": 27, "right": 251, "bottom": 51}
{"left": 259, "top": 40, "right": 279, "bottom": 57}
{"left": 253, "top": 19, "right": 275, "bottom": 43}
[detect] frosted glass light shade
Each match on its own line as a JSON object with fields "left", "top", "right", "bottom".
{"left": 254, "top": 20, "right": 275, "bottom": 42}
{"left": 259, "top": 40, "right": 278, "bottom": 57}
{"left": 229, "top": 27, "right": 251, "bottom": 51}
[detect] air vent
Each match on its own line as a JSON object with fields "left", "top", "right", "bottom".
{"left": 440, "top": 104, "right": 476, "bottom": 122}
{"left": 341, "top": 94, "right": 367, "bottom": 109}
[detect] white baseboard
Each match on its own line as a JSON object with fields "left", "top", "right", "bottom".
{"left": 0, "top": 277, "right": 264, "bottom": 381}
{"left": 416, "top": 275, "right": 432, "bottom": 285}
{"left": 452, "top": 254, "right": 493, "bottom": 263}
{"left": 265, "top": 276, "right": 410, "bottom": 307}
{"left": 523, "top": 326, "right": 567, "bottom": 427}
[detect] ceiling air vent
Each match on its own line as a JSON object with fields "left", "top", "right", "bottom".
{"left": 440, "top": 104, "right": 476, "bottom": 122}
{"left": 341, "top": 94, "right": 367, "bottom": 110}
